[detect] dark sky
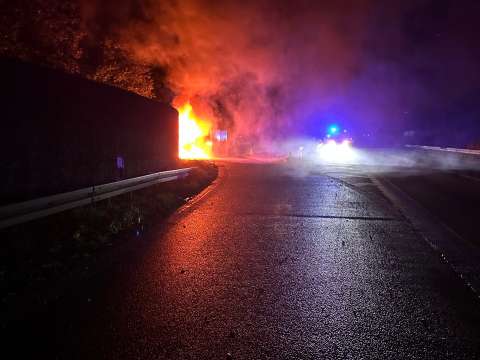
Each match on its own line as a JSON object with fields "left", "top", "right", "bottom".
{"left": 360, "top": 0, "right": 480, "bottom": 144}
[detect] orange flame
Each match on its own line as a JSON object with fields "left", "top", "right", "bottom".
{"left": 178, "top": 103, "right": 213, "bottom": 159}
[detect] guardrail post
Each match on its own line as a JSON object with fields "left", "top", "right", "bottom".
{"left": 0, "top": 167, "right": 194, "bottom": 230}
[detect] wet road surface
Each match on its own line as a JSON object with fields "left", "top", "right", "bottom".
{"left": 382, "top": 170, "right": 480, "bottom": 247}
{"left": 6, "top": 162, "right": 480, "bottom": 359}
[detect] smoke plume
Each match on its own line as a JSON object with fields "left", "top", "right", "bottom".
{"left": 80, "top": 0, "right": 480, "bottom": 148}
{"left": 80, "top": 0, "right": 373, "bottom": 143}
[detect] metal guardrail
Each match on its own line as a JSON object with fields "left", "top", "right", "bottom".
{"left": 0, "top": 167, "right": 194, "bottom": 230}
{"left": 406, "top": 145, "right": 480, "bottom": 156}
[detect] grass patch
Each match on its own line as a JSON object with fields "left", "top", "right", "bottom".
{"left": 0, "top": 161, "right": 218, "bottom": 311}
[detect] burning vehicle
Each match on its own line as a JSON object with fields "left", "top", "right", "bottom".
{"left": 177, "top": 103, "right": 213, "bottom": 159}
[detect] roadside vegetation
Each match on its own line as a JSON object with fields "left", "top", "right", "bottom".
{"left": 0, "top": 161, "right": 218, "bottom": 317}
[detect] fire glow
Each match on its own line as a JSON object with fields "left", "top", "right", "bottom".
{"left": 178, "top": 103, "right": 213, "bottom": 159}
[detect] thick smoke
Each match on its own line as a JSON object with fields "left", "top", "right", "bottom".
{"left": 80, "top": 0, "right": 480, "bottom": 149}
{"left": 80, "top": 0, "right": 373, "bottom": 145}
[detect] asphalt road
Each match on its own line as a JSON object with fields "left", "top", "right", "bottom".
{"left": 6, "top": 161, "right": 480, "bottom": 359}
{"left": 382, "top": 170, "right": 480, "bottom": 247}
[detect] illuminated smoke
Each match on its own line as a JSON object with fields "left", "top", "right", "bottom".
{"left": 80, "top": 0, "right": 373, "bottom": 146}
{"left": 4, "top": 1, "right": 479, "bottom": 149}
